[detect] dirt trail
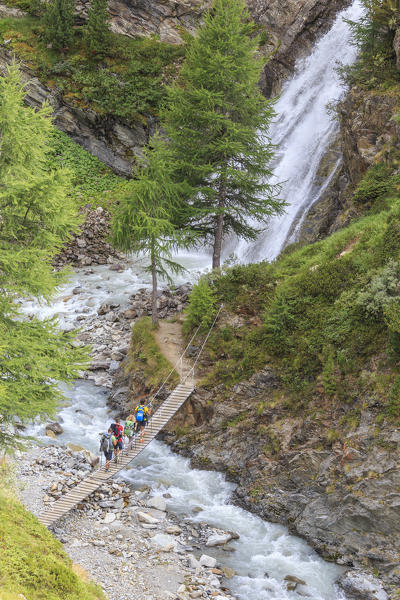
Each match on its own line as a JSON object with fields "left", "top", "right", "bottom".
{"left": 153, "top": 319, "right": 196, "bottom": 383}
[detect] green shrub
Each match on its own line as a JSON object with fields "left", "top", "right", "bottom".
{"left": 356, "top": 260, "right": 400, "bottom": 320}
{"left": 353, "top": 164, "right": 394, "bottom": 205}
{"left": 387, "top": 375, "right": 400, "bottom": 419}
{"left": 321, "top": 352, "right": 337, "bottom": 396}
{"left": 184, "top": 277, "right": 217, "bottom": 333}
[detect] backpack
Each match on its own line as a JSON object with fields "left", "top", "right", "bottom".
{"left": 136, "top": 405, "right": 145, "bottom": 422}
{"left": 111, "top": 423, "right": 123, "bottom": 440}
{"left": 124, "top": 421, "right": 134, "bottom": 437}
{"left": 100, "top": 433, "right": 112, "bottom": 453}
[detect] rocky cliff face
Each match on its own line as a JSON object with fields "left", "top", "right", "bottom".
{"left": 0, "top": 46, "right": 150, "bottom": 176}
{"left": 161, "top": 368, "right": 399, "bottom": 599}
{"left": 0, "top": 0, "right": 350, "bottom": 174}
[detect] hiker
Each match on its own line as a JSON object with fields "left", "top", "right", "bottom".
{"left": 110, "top": 418, "right": 124, "bottom": 458}
{"left": 99, "top": 427, "right": 114, "bottom": 471}
{"left": 124, "top": 414, "right": 136, "bottom": 446}
{"left": 134, "top": 399, "right": 151, "bottom": 442}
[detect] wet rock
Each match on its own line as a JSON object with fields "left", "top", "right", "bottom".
{"left": 206, "top": 533, "right": 234, "bottom": 547}
{"left": 45, "top": 422, "right": 63, "bottom": 435}
{"left": 165, "top": 525, "right": 182, "bottom": 535}
{"left": 200, "top": 554, "right": 217, "bottom": 568}
{"left": 136, "top": 511, "right": 160, "bottom": 525}
{"left": 339, "top": 571, "right": 389, "bottom": 600}
{"left": 284, "top": 575, "right": 306, "bottom": 586}
{"left": 147, "top": 495, "right": 167, "bottom": 512}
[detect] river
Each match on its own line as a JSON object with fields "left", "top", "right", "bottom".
{"left": 22, "top": 2, "right": 365, "bottom": 598}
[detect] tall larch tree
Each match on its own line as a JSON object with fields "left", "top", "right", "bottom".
{"left": 111, "top": 135, "right": 194, "bottom": 326}
{"left": 0, "top": 65, "right": 88, "bottom": 449}
{"left": 84, "top": 0, "right": 110, "bottom": 58}
{"left": 43, "top": 0, "right": 75, "bottom": 52}
{"left": 163, "top": 0, "right": 284, "bottom": 269}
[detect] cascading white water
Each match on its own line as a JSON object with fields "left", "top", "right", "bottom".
{"left": 234, "top": 0, "right": 364, "bottom": 264}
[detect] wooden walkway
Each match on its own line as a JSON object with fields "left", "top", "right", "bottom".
{"left": 38, "top": 383, "right": 194, "bottom": 527}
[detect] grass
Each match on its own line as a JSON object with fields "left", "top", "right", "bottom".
{"left": 127, "top": 317, "right": 179, "bottom": 392}
{"left": 0, "top": 463, "right": 104, "bottom": 600}
{"left": 0, "top": 14, "right": 184, "bottom": 124}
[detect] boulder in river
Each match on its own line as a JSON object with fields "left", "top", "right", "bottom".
{"left": 338, "top": 570, "right": 389, "bottom": 600}
{"left": 45, "top": 422, "right": 63, "bottom": 435}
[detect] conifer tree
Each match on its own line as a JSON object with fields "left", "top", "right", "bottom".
{"left": 163, "top": 0, "right": 284, "bottom": 269}
{"left": 43, "top": 0, "right": 75, "bottom": 52}
{"left": 0, "top": 65, "right": 87, "bottom": 449}
{"left": 111, "top": 135, "right": 194, "bottom": 326}
{"left": 84, "top": 0, "right": 110, "bottom": 58}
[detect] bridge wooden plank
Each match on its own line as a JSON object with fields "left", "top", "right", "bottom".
{"left": 38, "top": 384, "right": 194, "bottom": 526}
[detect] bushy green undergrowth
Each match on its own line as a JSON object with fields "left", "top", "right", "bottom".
{"left": 0, "top": 466, "right": 104, "bottom": 600}
{"left": 127, "top": 317, "right": 179, "bottom": 391}
{"left": 47, "top": 129, "right": 123, "bottom": 204}
{"left": 340, "top": 0, "right": 400, "bottom": 91}
{"left": 188, "top": 165, "right": 400, "bottom": 422}
{"left": 0, "top": 14, "right": 184, "bottom": 122}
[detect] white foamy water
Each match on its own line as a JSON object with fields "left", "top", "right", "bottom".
{"left": 122, "top": 441, "right": 345, "bottom": 600}
{"left": 233, "top": 0, "right": 364, "bottom": 263}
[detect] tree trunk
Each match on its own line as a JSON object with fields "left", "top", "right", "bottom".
{"left": 151, "top": 247, "right": 158, "bottom": 327}
{"left": 212, "top": 179, "right": 226, "bottom": 270}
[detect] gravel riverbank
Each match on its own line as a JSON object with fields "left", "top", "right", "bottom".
{"left": 16, "top": 445, "right": 239, "bottom": 600}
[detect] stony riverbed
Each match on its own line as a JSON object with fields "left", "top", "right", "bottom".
{"left": 18, "top": 445, "right": 242, "bottom": 600}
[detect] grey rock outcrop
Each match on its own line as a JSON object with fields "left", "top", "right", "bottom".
{"left": 160, "top": 365, "right": 399, "bottom": 597}
{"left": 0, "top": 47, "right": 148, "bottom": 175}
{"left": 394, "top": 28, "right": 400, "bottom": 71}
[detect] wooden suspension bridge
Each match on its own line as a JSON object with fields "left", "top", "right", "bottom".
{"left": 38, "top": 382, "right": 194, "bottom": 527}
{"left": 38, "top": 305, "right": 223, "bottom": 528}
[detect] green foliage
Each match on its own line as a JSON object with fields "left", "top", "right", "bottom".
{"left": 83, "top": 0, "right": 110, "bottom": 58}
{"left": 387, "top": 375, "right": 400, "bottom": 419}
{"left": 184, "top": 277, "right": 217, "bottom": 333}
{"left": 46, "top": 129, "right": 123, "bottom": 204}
{"left": 321, "top": 353, "right": 337, "bottom": 396}
{"left": 163, "top": 0, "right": 283, "bottom": 267}
{"left": 0, "top": 471, "right": 104, "bottom": 599}
{"left": 128, "top": 317, "right": 179, "bottom": 391}
{"left": 213, "top": 262, "right": 275, "bottom": 315}
{"left": 341, "top": 0, "right": 400, "bottom": 89}
{"left": 43, "top": 0, "right": 74, "bottom": 52}
{"left": 353, "top": 164, "right": 395, "bottom": 205}
{"left": 0, "top": 16, "right": 184, "bottom": 122}
{"left": 356, "top": 260, "right": 400, "bottom": 319}
{"left": 111, "top": 134, "right": 195, "bottom": 324}
{"left": 0, "top": 65, "right": 88, "bottom": 447}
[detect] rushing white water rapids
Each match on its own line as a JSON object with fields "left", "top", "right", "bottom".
{"left": 233, "top": 0, "right": 364, "bottom": 264}
{"left": 20, "top": 2, "right": 368, "bottom": 598}
{"left": 24, "top": 262, "right": 346, "bottom": 600}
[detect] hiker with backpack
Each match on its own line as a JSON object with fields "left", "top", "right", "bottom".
{"left": 124, "top": 414, "right": 135, "bottom": 447}
{"left": 135, "top": 399, "right": 151, "bottom": 443}
{"left": 110, "top": 418, "right": 124, "bottom": 459}
{"left": 99, "top": 427, "right": 114, "bottom": 471}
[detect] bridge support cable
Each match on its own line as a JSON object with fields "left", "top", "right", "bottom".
{"left": 38, "top": 305, "right": 223, "bottom": 527}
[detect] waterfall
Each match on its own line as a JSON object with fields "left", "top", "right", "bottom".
{"left": 233, "top": 0, "right": 364, "bottom": 264}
